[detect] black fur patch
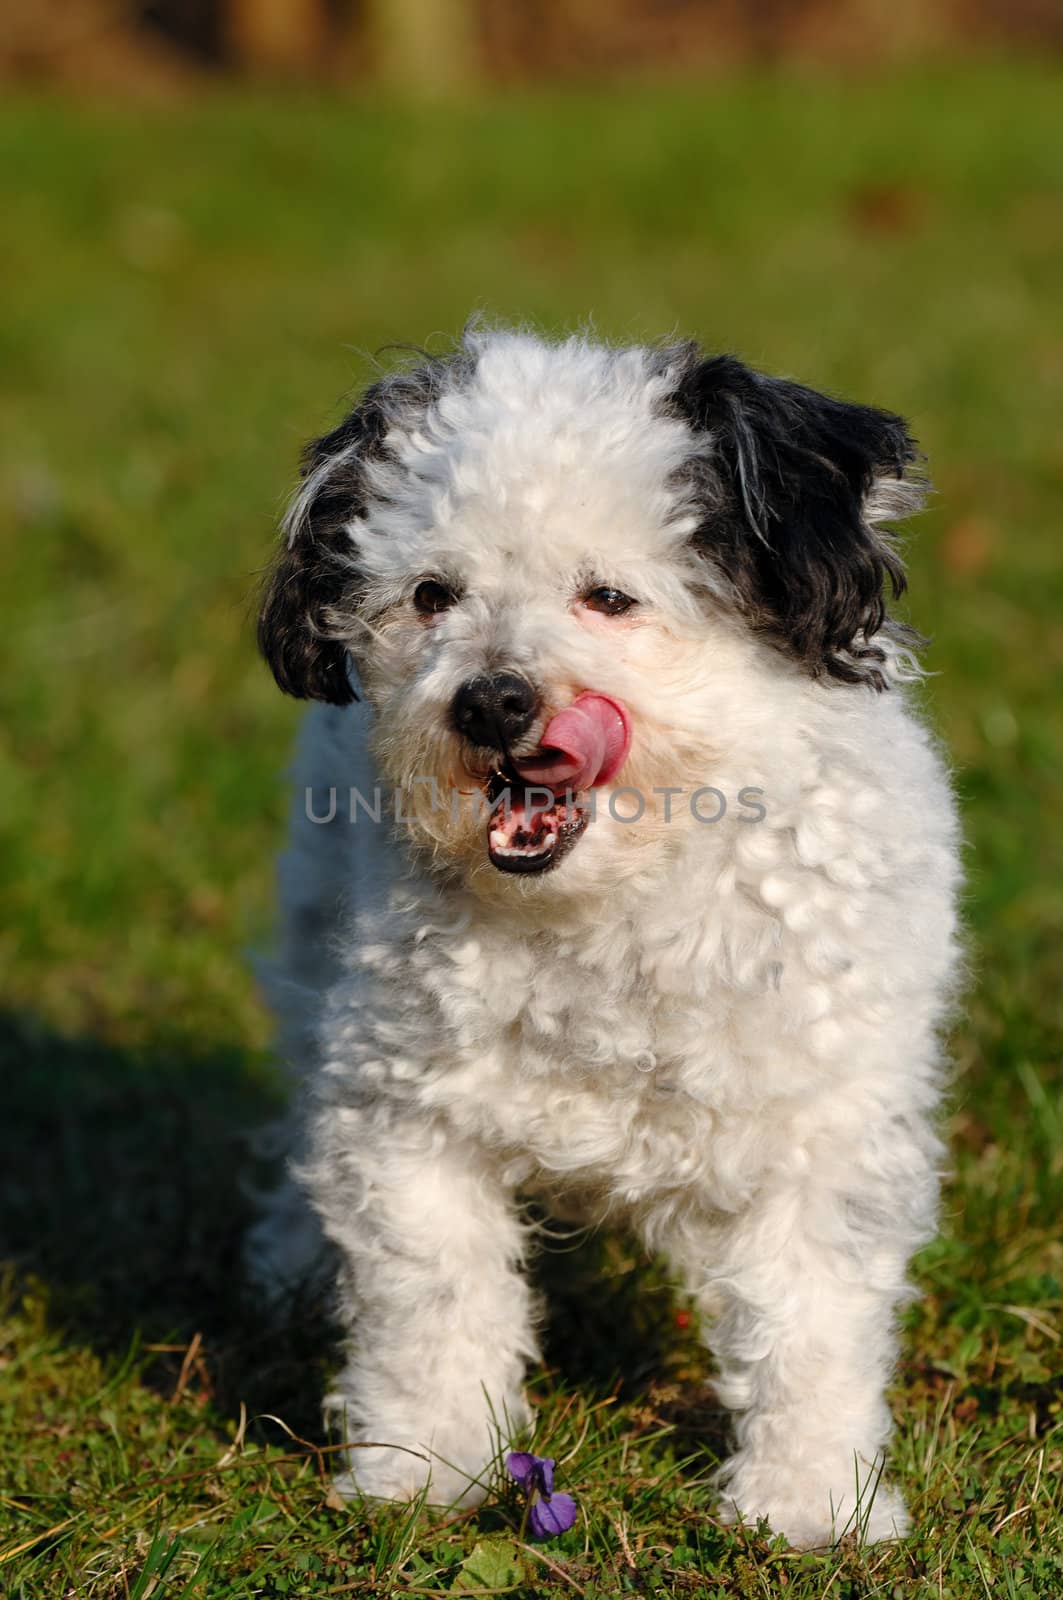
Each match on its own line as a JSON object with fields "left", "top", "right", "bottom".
{"left": 667, "top": 351, "right": 922, "bottom": 689}
{"left": 257, "top": 353, "right": 467, "bottom": 705}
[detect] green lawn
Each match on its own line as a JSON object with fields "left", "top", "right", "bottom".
{"left": 1, "top": 61, "right": 1062, "bottom": 1597}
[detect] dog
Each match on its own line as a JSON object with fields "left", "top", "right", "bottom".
{"left": 250, "top": 324, "right": 961, "bottom": 1549}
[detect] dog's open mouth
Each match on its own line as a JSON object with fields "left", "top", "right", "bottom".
{"left": 482, "top": 692, "right": 630, "bottom": 875}
{"left": 485, "top": 773, "right": 589, "bottom": 874}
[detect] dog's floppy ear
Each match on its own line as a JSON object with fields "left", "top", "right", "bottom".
{"left": 671, "top": 354, "right": 925, "bottom": 688}
{"left": 259, "top": 351, "right": 474, "bottom": 704}
{"left": 257, "top": 390, "right": 394, "bottom": 706}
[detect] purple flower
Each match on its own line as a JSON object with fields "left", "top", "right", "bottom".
{"left": 506, "top": 1450, "right": 578, "bottom": 1540}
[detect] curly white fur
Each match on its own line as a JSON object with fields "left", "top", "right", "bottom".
{"left": 249, "top": 328, "right": 961, "bottom": 1549}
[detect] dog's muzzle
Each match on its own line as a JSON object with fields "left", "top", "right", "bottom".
{"left": 468, "top": 690, "right": 633, "bottom": 878}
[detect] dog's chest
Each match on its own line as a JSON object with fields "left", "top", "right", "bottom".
{"left": 414, "top": 922, "right": 750, "bottom": 1201}
{"left": 352, "top": 881, "right": 793, "bottom": 1204}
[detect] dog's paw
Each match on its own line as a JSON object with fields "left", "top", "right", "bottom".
{"left": 718, "top": 1455, "right": 909, "bottom": 1549}
{"left": 332, "top": 1442, "right": 488, "bottom": 1509}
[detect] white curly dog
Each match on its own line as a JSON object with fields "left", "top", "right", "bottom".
{"left": 250, "top": 325, "right": 960, "bottom": 1548}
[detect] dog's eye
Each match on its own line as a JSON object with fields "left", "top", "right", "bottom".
{"left": 581, "top": 586, "right": 637, "bottom": 617}
{"left": 413, "top": 579, "right": 460, "bottom": 616}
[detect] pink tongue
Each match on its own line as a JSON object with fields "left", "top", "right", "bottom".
{"left": 514, "top": 692, "right": 631, "bottom": 791}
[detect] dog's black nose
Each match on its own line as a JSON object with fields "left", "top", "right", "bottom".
{"left": 451, "top": 672, "right": 538, "bottom": 750}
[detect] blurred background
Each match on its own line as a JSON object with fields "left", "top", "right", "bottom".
{"left": 0, "top": 3, "right": 1061, "bottom": 1589}
{"left": 4, "top": 0, "right": 1063, "bottom": 90}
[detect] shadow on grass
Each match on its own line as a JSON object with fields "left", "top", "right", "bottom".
{"left": 534, "top": 1222, "right": 696, "bottom": 1388}
{"left": 0, "top": 1009, "right": 725, "bottom": 1463}
{"left": 0, "top": 1009, "right": 337, "bottom": 1437}
{"left": 533, "top": 1222, "right": 730, "bottom": 1465}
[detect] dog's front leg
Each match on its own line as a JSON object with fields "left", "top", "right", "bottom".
{"left": 309, "top": 1110, "right": 537, "bottom": 1507}
{"left": 690, "top": 1177, "right": 921, "bottom": 1548}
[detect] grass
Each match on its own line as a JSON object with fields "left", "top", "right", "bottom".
{"left": 1, "top": 58, "right": 1062, "bottom": 1596}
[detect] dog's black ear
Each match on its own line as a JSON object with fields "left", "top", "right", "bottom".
{"left": 670, "top": 354, "right": 924, "bottom": 688}
{"left": 259, "top": 351, "right": 474, "bottom": 704}
{"left": 257, "top": 393, "right": 393, "bottom": 705}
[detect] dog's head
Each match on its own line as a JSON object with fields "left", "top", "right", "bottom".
{"left": 259, "top": 329, "right": 924, "bottom": 896}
